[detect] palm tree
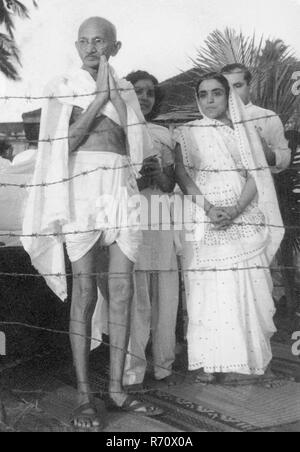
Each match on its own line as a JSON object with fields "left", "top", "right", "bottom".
{"left": 0, "top": 0, "right": 37, "bottom": 80}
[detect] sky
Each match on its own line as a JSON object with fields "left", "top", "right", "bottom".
{"left": 1, "top": 0, "right": 300, "bottom": 121}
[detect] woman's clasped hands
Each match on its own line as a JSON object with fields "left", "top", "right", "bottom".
{"left": 206, "top": 205, "right": 240, "bottom": 230}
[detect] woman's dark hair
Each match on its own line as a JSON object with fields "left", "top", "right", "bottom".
{"left": 196, "top": 72, "right": 230, "bottom": 100}
{"left": 125, "top": 70, "right": 164, "bottom": 120}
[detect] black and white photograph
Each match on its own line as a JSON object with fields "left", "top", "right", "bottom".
{"left": 0, "top": 0, "right": 299, "bottom": 436}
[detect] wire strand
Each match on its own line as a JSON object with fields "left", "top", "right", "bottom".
{"left": 0, "top": 321, "right": 293, "bottom": 397}
{"left": 0, "top": 266, "right": 298, "bottom": 279}
{"left": 0, "top": 217, "right": 299, "bottom": 241}
{"left": 2, "top": 112, "right": 294, "bottom": 147}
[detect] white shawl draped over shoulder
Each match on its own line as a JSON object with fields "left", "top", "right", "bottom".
{"left": 229, "top": 92, "right": 284, "bottom": 264}
{"left": 21, "top": 67, "right": 152, "bottom": 301}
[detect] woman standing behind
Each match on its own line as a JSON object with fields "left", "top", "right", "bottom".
{"left": 174, "top": 73, "right": 284, "bottom": 380}
{"left": 123, "top": 71, "right": 179, "bottom": 388}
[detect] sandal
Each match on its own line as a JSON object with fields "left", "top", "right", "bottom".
{"left": 106, "top": 395, "right": 163, "bottom": 417}
{"left": 70, "top": 402, "right": 106, "bottom": 431}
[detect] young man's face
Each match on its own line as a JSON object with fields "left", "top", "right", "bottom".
{"left": 76, "top": 20, "right": 120, "bottom": 70}
{"left": 225, "top": 69, "right": 251, "bottom": 105}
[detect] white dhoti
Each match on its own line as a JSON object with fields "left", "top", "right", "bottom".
{"left": 22, "top": 66, "right": 150, "bottom": 302}
{"left": 63, "top": 151, "right": 142, "bottom": 263}
{"left": 63, "top": 151, "right": 142, "bottom": 349}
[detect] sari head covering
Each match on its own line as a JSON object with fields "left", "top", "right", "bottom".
{"left": 174, "top": 78, "right": 284, "bottom": 266}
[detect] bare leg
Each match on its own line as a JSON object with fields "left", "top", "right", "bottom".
{"left": 70, "top": 242, "right": 103, "bottom": 429}
{"left": 108, "top": 243, "right": 133, "bottom": 406}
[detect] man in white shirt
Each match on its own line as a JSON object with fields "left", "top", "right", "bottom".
{"left": 221, "top": 63, "right": 291, "bottom": 173}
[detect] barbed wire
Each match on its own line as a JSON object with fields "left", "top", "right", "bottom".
{"left": 0, "top": 91, "right": 298, "bottom": 279}
{"left": 0, "top": 321, "right": 173, "bottom": 396}
{"left": 0, "top": 77, "right": 298, "bottom": 409}
{"left": 0, "top": 111, "right": 299, "bottom": 190}
{"left": 0, "top": 320, "right": 177, "bottom": 396}
{"left": 0, "top": 64, "right": 300, "bottom": 101}
{"left": 0, "top": 215, "right": 299, "bottom": 241}
{"left": 0, "top": 321, "right": 295, "bottom": 398}
{"left": 2, "top": 162, "right": 300, "bottom": 191}
{"left": 1, "top": 113, "right": 292, "bottom": 147}
{"left": 0, "top": 266, "right": 298, "bottom": 279}
{"left": 0, "top": 87, "right": 134, "bottom": 102}
{"left": 1, "top": 162, "right": 300, "bottom": 190}
{"left": 0, "top": 162, "right": 136, "bottom": 188}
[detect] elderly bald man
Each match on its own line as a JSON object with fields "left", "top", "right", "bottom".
{"left": 70, "top": 17, "right": 165, "bottom": 429}
{"left": 22, "top": 16, "right": 163, "bottom": 431}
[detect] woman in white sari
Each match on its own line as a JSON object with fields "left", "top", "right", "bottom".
{"left": 174, "top": 73, "right": 284, "bottom": 379}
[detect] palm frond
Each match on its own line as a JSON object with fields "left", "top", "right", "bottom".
{"left": 0, "top": 1, "right": 28, "bottom": 37}
{"left": 0, "top": 1, "right": 37, "bottom": 37}
{"left": 0, "top": 47, "right": 20, "bottom": 79}
{"left": 193, "top": 28, "right": 261, "bottom": 72}
{"left": 0, "top": 32, "right": 20, "bottom": 63}
{"left": 0, "top": 1, "right": 37, "bottom": 79}
{"left": 0, "top": 1, "right": 15, "bottom": 37}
